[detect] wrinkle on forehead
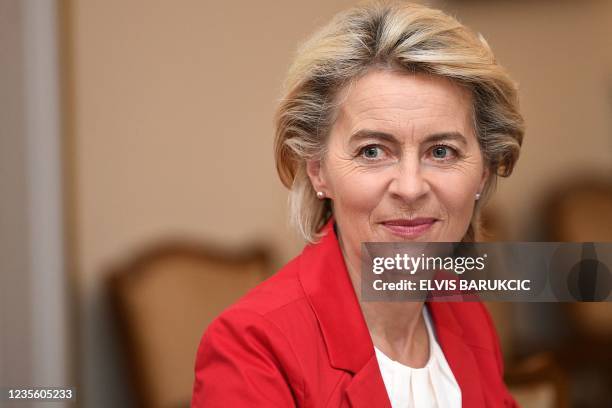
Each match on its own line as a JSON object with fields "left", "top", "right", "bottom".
{"left": 331, "top": 69, "right": 475, "bottom": 143}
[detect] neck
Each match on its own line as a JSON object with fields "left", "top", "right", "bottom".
{"left": 337, "top": 226, "right": 429, "bottom": 367}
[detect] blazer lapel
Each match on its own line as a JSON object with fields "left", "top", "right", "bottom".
{"left": 344, "top": 356, "right": 392, "bottom": 408}
{"left": 298, "top": 218, "right": 372, "bottom": 372}
{"left": 298, "top": 218, "right": 391, "bottom": 407}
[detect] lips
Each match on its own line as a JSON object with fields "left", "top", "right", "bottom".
{"left": 380, "top": 218, "right": 437, "bottom": 238}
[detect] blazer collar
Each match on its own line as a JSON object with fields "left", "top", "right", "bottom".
{"left": 297, "top": 218, "right": 373, "bottom": 373}
{"left": 297, "top": 218, "right": 486, "bottom": 406}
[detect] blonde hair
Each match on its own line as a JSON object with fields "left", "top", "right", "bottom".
{"left": 274, "top": 1, "right": 524, "bottom": 242}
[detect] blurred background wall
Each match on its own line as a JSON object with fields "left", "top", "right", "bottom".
{"left": 439, "top": 0, "right": 612, "bottom": 239}
{"left": 65, "top": 1, "right": 612, "bottom": 405}
{"left": 2, "top": 0, "right": 611, "bottom": 407}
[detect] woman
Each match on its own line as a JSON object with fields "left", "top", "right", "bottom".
{"left": 192, "top": 2, "right": 524, "bottom": 407}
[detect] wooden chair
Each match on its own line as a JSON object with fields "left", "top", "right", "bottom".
{"left": 544, "top": 180, "right": 612, "bottom": 345}
{"left": 108, "top": 241, "right": 271, "bottom": 408}
{"left": 480, "top": 207, "right": 569, "bottom": 407}
{"left": 543, "top": 179, "right": 612, "bottom": 407}
{"left": 506, "top": 352, "right": 569, "bottom": 408}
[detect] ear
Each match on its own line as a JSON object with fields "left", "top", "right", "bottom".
{"left": 306, "top": 159, "right": 330, "bottom": 197}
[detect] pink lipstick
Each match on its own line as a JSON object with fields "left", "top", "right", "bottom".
{"left": 381, "top": 218, "right": 437, "bottom": 238}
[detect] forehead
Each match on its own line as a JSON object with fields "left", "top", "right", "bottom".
{"left": 333, "top": 69, "right": 474, "bottom": 137}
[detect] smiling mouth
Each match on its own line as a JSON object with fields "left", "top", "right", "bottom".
{"left": 380, "top": 218, "right": 438, "bottom": 238}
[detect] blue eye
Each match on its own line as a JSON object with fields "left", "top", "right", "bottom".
{"left": 431, "top": 145, "right": 457, "bottom": 160}
{"left": 432, "top": 146, "right": 448, "bottom": 158}
{"left": 361, "top": 145, "right": 382, "bottom": 159}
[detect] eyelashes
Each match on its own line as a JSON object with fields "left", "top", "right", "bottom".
{"left": 356, "top": 144, "right": 386, "bottom": 161}
{"left": 354, "top": 143, "right": 462, "bottom": 163}
{"left": 429, "top": 144, "right": 460, "bottom": 161}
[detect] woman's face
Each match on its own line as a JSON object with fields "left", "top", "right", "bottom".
{"left": 307, "top": 69, "right": 488, "bottom": 261}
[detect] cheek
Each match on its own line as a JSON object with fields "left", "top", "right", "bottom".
{"left": 431, "top": 170, "right": 480, "bottom": 222}
{"left": 331, "top": 171, "right": 387, "bottom": 216}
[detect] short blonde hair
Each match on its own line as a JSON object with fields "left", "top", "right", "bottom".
{"left": 274, "top": 1, "right": 524, "bottom": 242}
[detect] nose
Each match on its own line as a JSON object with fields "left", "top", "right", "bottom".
{"left": 388, "top": 156, "right": 431, "bottom": 204}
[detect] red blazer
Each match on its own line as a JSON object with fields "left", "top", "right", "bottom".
{"left": 192, "top": 219, "right": 518, "bottom": 407}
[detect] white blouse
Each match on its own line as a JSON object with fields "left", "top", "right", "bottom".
{"left": 374, "top": 306, "right": 461, "bottom": 408}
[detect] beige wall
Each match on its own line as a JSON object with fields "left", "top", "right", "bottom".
{"left": 67, "top": 1, "right": 356, "bottom": 406}
{"left": 441, "top": 0, "right": 612, "bottom": 239}
{"left": 66, "top": 0, "right": 611, "bottom": 406}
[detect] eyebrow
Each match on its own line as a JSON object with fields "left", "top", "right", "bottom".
{"left": 348, "top": 129, "right": 468, "bottom": 147}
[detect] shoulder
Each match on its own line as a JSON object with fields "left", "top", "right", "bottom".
{"left": 192, "top": 257, "right": 311, "bottom": 407}
{"left": 200, "top": 253, "right": 318, "bottom": 351}
{"left": 219, "top": 255, "right": 311, "bottom": 321}
{"left": 193, "top": 252, "right": 324, "bottom": 403}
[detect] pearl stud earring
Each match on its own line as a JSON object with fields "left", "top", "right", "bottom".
{"left": 475, "top": 193, "right": 481, "bottom": 200}
{"left": 316, "top": 191, "right": 325, "bottom": 199}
